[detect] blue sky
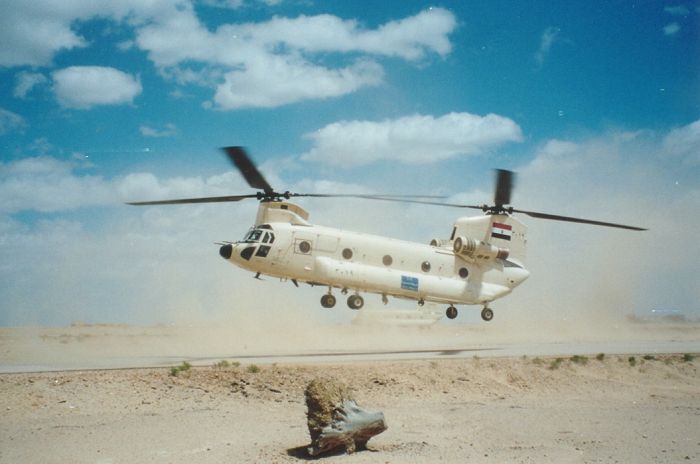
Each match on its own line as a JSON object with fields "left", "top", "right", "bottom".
{"left": 1, "top": 0, "right": 699, "bottom": 327}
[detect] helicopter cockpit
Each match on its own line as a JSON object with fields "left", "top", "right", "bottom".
{"left": 241, "top": 226, "right": 275, "bottom": 245}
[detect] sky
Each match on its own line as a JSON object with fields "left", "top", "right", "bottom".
{"left": 0, "top": 0, "right": 699, "bottom": 327}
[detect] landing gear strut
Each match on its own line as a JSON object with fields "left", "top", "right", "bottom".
{"left": 481, "top": 307, "right": 494, "bottom": 322}
{"left": 446, "top": 305, "right": 458, "bottom": 319}
{"left": 320, "top": 293, "right": 336, "bottom": 308}
{"left": 347, "top": 294, "right": 364, "bottom": 310}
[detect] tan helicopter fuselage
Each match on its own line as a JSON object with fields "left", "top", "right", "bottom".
{"left": 220, "top": 202, "right": 530, "bottom": 309}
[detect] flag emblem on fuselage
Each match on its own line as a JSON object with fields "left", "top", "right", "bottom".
{"left": 491, "top": 222, "right": 512, "bottom": 241}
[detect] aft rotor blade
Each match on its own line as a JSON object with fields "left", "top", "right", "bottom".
{"left": 127, "top": 194, "right": 259, "bottom": 205}
{"left": 494, "top": 169, "right": 514, "bottom": 207}
{"left": 222, "top": 146, "right": 273, "bottom": 194}
{"left": 512, "top": 208, "right": 647, "bottom": 231}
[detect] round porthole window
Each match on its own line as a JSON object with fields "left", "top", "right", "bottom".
{"left": 421, "top": 261, "right": 431, "bottom": 272}
{"left": 459, "top": 267, "right": 469, "bottom": 279}
{"left": 382, "top": 255, "right": 393, "bottom": 266}
{"left": 342, "top": 248, "right": 353, "bottom": 259}
{"left": 298, "top": 241, "right": 311, "bottom": 253}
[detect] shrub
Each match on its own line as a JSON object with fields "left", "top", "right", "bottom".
{"left": 246, "top": 364, "right": 260, "bottom": 374}
{"left": 682, "top": 353, "right": 695, "bottom": 363}
{"left": 628, "top": 356, "right": 637, "bottom": 367}
{"left": 571, "top": 355, "right": 588, "bottom": 365}
{"left": 170, "top": 361, "right": 192, "bottom": 376}
{"left": 595, "top": 353, "right": 605, "bottom": 362}
{"left": 548, "top": 358, "right": 563, "bottom": 370}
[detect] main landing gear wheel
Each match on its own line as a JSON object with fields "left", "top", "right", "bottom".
{"left": 481, "top": 307, "right": 494, "bottom": 322}
{"left": 347, "top": 294, "right": 364, "bottom": 310}
{"left": 320, "top": 294, "right": 336, "bottom": 308}
{"left": 446, "top": 306, "right": 458, "bottom": 319}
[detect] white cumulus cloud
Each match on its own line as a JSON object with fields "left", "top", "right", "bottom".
{"left": 0, "top": 108, "right": 27, "bottom": 134}
{"left": 134, "top": 5, "right": 456, "bottom": 109}
{"left": 140, "top": 123, "right": 178, "bottom": 138}
{"left": 0, "top": 0, "right": 177, "bottom": 67}
{"left": 13, "top": 71, "right": 48, "bottom": 98}
{"left": 0, "top": 156, "right": 115, "bottom": 213}
{"left": 0, "top": 4, "right": 86, "bottom": 66}
{"left": 301, "top": 112, "right": 524, "bottom": 167}
{"left": 0, "top": 2, "right": 457, "bottom": 110}
{"left": 662, "top": 118, "right": 700, "bottom": 164}
{"left": 212, "top": 56, "right": 384, "bottom": 109}
{"left": 52, "top": 66, "right": 142, "bottom": 109}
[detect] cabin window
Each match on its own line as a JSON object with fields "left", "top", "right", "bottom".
{"left": 298, "top": 240, "right": 311, "bottom": 254}
{"left": 383, "top": 255, "right": 393, "bottom": 266}
{"left": 459, "top": 267, "right": 469, "bottom": 279}
{"left": 342, "top": 248, "right": 353, "bottom": 260}
{"left": 421, "top": 261, "right": 431, "bottom": 272}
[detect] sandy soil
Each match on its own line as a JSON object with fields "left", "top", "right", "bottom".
{"left": 2, "top": 320, "right": 700, "bottom": 372}
{"left": 2, "top": 352, "right": 699, "bottom": 463}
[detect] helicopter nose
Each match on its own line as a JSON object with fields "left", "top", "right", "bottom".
{"left": 219, "top": 244, "right": 233, "bottom": 259}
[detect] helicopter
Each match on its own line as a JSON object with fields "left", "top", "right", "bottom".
{"left": 128, "top": 147, "right": 645, "bottom": 322}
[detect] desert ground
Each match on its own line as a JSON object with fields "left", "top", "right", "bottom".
{"left": 1, "top": 321, "right": 699, "bottom": 463}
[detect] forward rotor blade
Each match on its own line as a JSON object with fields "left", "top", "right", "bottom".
{"left": 292, "top": 193, "right": 448, "bottom": 200}
{"left": 222, "top": 146, "right": 273, "bottom": 194}
{"left": 494, "top": 169, "right": 514, "bottom": 207}
{"left": 127, "top": 194, "right": 259, "bottom": 205}
{"left": 293, "top": 193, "right": 483, "bottom": 209}
{"left": 512, "top": 208, "right": 647, "bottom": 231}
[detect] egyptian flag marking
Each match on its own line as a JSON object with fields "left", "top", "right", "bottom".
{"left": 491, "top": 222, "right": 512, "bottom": 241}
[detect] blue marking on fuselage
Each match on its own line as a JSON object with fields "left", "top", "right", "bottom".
{"left": 401, "top": 275, "right": 419, "bottom": 291}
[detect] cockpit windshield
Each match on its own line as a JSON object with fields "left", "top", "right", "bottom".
{"left": 243, "top": 229, "right": 263, "bottom": 243}
{"left": 241, "top": 228, "right": 275, "bottom": 244}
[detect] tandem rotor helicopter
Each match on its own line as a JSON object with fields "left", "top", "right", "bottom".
{"left": 128, "top": 147, "right": 646, "bottom": 322}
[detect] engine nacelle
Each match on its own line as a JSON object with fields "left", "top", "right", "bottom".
{"left": 430, "top": 238, "right": 452, "bottom": 248}
{"left": 453, "top": 236, "right": 509, "bottom": 261}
